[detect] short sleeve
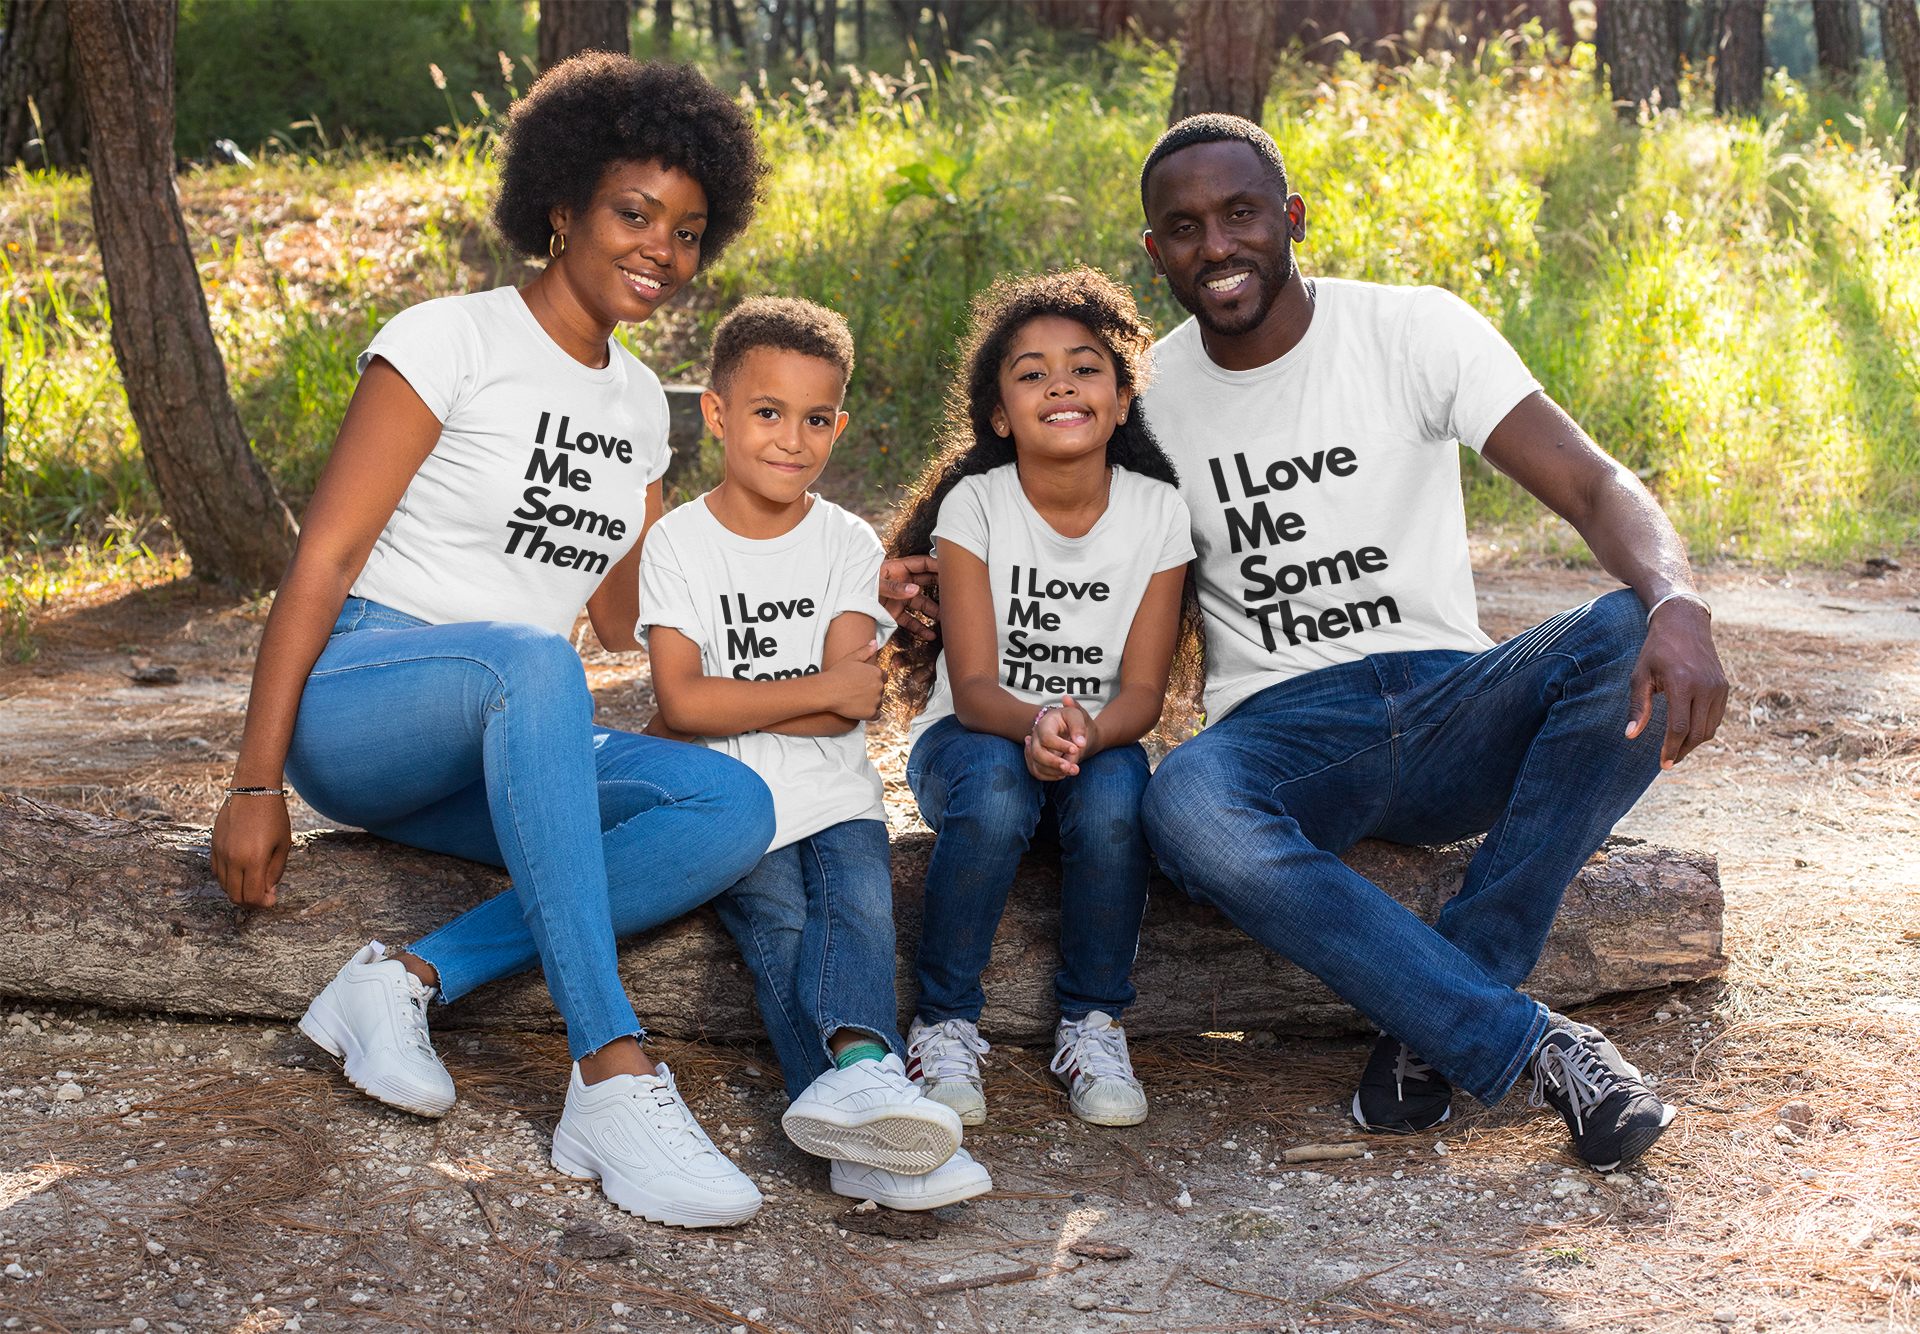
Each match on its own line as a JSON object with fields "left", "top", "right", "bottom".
{"left": 929, "top": 475, "right": 991, "bottom": 562}
{"left": 358, "top": 297, "right": 482, "bottom": 422}
{"left": 828, "top": 515, "right": 897, "bottom": 641}
{"left": 1405, "top": 287, "right": 1540, "bottom": 454}
{"left": 1154, "top": 489, "right": 1197, "bottom": 573}
{"left": 640, "top": 386, "right": 673, "bottom": 487}
{"left": 637, "top": 526, "right": 704, "bottom": 646}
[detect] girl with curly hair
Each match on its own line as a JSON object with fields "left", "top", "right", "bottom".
{"left": 209, "top": 56, "right": 778, "bottom": 1228}
{"left": 886, "top": 268, "right": 1202, "bottom": 1132}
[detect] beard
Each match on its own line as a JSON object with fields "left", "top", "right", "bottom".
{"left": 1170, "top": 239, "right": 1295, "bottom": 338}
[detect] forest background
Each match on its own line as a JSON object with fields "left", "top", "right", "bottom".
{"left": 4, "top": 0, "right": 1920, "bottom": 653}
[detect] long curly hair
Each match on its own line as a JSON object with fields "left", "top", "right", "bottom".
{"left": 883, "top": 267, "right": 1204, "bottom": 717}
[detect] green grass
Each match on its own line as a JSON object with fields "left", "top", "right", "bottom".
{"left": 3, "top": 36, "right": 1917, "bottom": 570}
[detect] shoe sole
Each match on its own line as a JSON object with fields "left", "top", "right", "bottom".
{"left": 1071, "top": 1102, "right": 1148, "bottom": 1127}
{"left": 782, "top": 1105, "right": 963, "bottom": 1175}
{"left": 299, "top": 988, "right": 454, "bottom": 1120}
{"left": 1350, "top": 1091, "right": 1451, "bottom": 1135}
{"left": 832, "top": 1170, "right": 992, "bottom": 1211}
{"left": 551, "top": 1127, "right": 761, "bottom": 1228}
{"left": 1584, "top": 1102, "right": 1680, "bottom": 1173}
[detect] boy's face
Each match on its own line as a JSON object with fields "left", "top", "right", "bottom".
{"left": 702, "top": 349, "right": 850, "bottom": 506}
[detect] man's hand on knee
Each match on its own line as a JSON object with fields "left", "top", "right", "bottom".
{"left": 1626, "top": 600, "right": 1727, "bottom": 768}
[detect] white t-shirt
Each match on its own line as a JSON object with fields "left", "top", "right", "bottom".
{"left": 349, "top": 286, "right": 672, "bottom": 636}
{"left": 910, "top": 463, "right": 1196, "bottom": 744}
{"left": 1141, "top": 278, "right": 1540, "bottom": 722}
{"left": 638, "top": 496, "right": 895, "bottom": 852}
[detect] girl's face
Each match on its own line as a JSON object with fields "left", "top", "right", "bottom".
{"left": 989, "top": 316, "right": 1132, "bottom": 464}
{"left": 548, "top": 158, "right": 706, "bottom": 327}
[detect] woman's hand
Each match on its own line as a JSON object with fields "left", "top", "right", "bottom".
{"left": 819, "top": 638, "right": 885, "bottom": 720}
{"left": 210, "top": 795, "right": 293, "bottom": 908}
{"left": 880, "top": 555, "right": 940, "bottom": 641}
{"left": 1025, "top": 696, "right": 1096, "bottom": 781}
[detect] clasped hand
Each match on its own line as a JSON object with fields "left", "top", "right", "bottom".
{"left": 1026, "top": 696, "right": 1097, "bottom": 781}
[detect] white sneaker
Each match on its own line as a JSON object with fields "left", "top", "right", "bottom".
{"left": 905, "top": 1017, "right": 989, "bottom": 1127}
{"left": 1051, "top": 1011, "right": 1147, "bottom": 1127}
{"left": 550, "top": 1061, "right": 761, "bottom": 1228}
{"left": 782, "top": 1053, "right": 962, "bottom": 1174}
{"left": 830, "top": 1147, "right": 993, "bottom": 1211}
{"left": 299, "top": 941, "right": 455, "bottom": 1118}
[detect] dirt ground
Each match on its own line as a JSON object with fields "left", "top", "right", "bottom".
{"left": 0, "top": 544, "right": 1915, "bottom": 1334}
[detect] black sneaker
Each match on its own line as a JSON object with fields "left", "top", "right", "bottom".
{"left": 1351, "top": 1034, "right": 1453, "bottom": 1133}
{"left": 1528, "top": 1014, "right": 1678, "bottom": 1171}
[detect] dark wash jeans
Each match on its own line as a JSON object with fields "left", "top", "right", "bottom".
{"left": 1142, "top": 590, "right": 1666, "bottom": 1105}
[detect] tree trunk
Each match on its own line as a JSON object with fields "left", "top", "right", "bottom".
{"left": 537, "top": 0, "right": 632, "bottom": 69}
{"left": 1812, "top": 0, "right": 1862, "bottom": 89}
{"left": 0, "top": 795, "right": 1727, "bottom": 1044}
{"left": 1169, "top": 0, "right": 1279, "bottom": 126}
{"left": 723, "top": 0, "right": 747, "bottom": 52}
{"left": 64, "top": 0, "right": 298, "bottom": 593}
{"left": 1605, "top": 0, "right": 1678, "bottom": 119}
{"left": 0, "top": 0, "right": 86, "bottom": 169}
{"left": 1888, "top": 0, "right": 1920, "bottom": 185}
{"left": 855, "top": 0, "right": 866, "bottom": 61}
{"left": 1714, "top": 0, "right": 1766, "bottom": 115}
{"left": 818, "top": 0, "right": 837, "bottom": 65}
{"left": 652, "top": 0, "right": 672, "bottom": 53}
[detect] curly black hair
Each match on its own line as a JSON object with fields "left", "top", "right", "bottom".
{"left": 492, "top": 54, "right": 767, "bottom": 267}
{"left": 709, "top": 296, "right": 855, "bottom": 395}
{"left": 1139, "top": 113, "right": 1288, "bottom": 218}
{"left": 883, "top": 267, "right": 1204, "bottom": 717}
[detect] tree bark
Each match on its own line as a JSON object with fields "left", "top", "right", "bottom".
{"left": 1169, "top": 0, "right": 1280, "bottom": 126}
{"left": 0, "top": 795, "right": 1727, "bottom": 1044}
{"left": 1812, "top": 0, "right": 1861, "bottom": 89}
{"left": 64, "top": 0, "right": 298, "bottom": 593}
{"left": 818, "top": 0, "right": 837, "bottom": 65}
{"left": 0, "top": 0, "right": 85, "bottom": 169}
{"left": 537, "top": 0, "right": 632, "bottom": 69}
{"left": 1714, "top": 0, "right": 1766, "bottom": 115}
{"left": 724, "top": 0, "right": 747, "bottom": 52}
{"left": 855, "top": 0, "right": 866, "bottom": 61}
{"left": 1603, "top": 0, "right": 1679, "bottom": 119}
{"left": 1888, "top": 0, "right": 1920, "bottom": 185}
{"left": 652, "top": 0, "right": 673, "bottom": 53}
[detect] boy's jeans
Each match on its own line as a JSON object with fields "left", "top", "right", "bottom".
{"left": 1142, "top": 590, "right": 1666, "bottom": 1105}
{"left": 713, "top": 819, "right": 902, "bottom": 1101}
{"left": 285, "top": 598, "right": 776, "bottom": 1061}
{"left": 906, "top": 716, "right": 1152, "bottom": 1026}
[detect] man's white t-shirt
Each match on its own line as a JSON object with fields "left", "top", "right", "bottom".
{"left": 350, "top": 287, "right": 672, "bottom": 636}
{"left": 910, "top": 463, "right": 1196, "bottom": 745}
{"left": 638, "top": 495, "right": 894, "bottom": 853}
{"left": 1141, "top": 278, "right": 1540, "bottom": 722}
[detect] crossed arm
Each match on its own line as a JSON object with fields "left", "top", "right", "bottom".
{"left": 645, "top": 611, "right": 884, "bottom": 741}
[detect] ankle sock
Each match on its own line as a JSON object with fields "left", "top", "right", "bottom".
{"left": 834, "top": 1041, "right": 889, "bottom": 1069}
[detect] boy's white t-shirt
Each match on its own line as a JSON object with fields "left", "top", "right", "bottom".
{"left": 638, "top": 495, "right": 895, "bottom": 852}
{"left": 910, "top": 463, "right": 1196, "bottom": 745}
{"left": 349, "top": 286, "right": 672, "bottom": 636}
{"left": 1140, "top": 278, "right": 1541, "bottom": 722}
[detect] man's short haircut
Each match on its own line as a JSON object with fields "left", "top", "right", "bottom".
{"left": 708, "top": 296, "right": 855, "bottom": 396}
{"left": 1139, "top": 114, "right": 1289, "bottom": 217}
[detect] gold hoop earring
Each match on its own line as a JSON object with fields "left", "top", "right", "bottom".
{"left": 549, "top": 232, "right": 566, "bottom": 259}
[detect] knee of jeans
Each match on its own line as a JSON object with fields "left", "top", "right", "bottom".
{"left": 1586, "top": 588, "right": 1651, "bottom": 664}
{"left": 947, "top": 762, "right": 1043, "bottom": 837}
{"left": 490, "top": 623, "right": 593, "bottom": 705}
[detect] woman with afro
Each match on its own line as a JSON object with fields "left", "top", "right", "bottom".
{"left": 210, "top": 56, "right": 780, "bottom": 1228}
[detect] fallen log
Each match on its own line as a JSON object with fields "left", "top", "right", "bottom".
{"left": 0, "top": 794, "right": 1723, "bottom": 1042}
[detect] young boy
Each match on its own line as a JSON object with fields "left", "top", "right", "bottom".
{"left": 638, "top": 297, "right": 993, "bottom": 1211}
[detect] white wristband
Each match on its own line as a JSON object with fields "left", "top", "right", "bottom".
{"left": 1646, "top": 591, "right": 1711, "bottom": 624}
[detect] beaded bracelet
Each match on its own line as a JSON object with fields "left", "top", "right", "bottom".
{"left": 1031, "top": 704, "right": 1058, "bottom": 736}
{"left": 224, "top": 786, "right": 289, "bottom": 797}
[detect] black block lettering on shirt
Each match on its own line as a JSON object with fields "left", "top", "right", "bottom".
{"left": 1224, "top": 503, "right": 1306, "bottom": 554}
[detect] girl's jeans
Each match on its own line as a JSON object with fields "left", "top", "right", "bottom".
{"left": 712, "top": 818, "right": 902, "bottom": 1101}
{"left": 285, "top": 598, "right": 776, "bottom": 1061}
{"left": 905, "top": 715, "right": 1152, "bottom": 1026}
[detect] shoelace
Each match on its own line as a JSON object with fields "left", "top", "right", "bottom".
{"left": 1528, "top": 1036, "right": 1616, "bottom": 1135}
{"left": 909, "top": 1020, "right": 989, "bottom": 1083}
{"left": 627, "top": 1069, "right": 723, "bottom": 1164}
{"left": 1392, "top": 1044, "right": 1436, "bottom": 1102}
{"left": 1051, "top": 1020, "right": 1134, "bottom": 1085}
{"left": 393, "top": 971, "right": 438, "bottom": 1060}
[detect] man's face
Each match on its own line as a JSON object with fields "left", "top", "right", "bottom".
{"left": 1142, "top": 140, "right": 1302, "bottom": 338}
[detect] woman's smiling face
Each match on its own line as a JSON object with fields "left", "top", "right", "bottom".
{"left": 990, "top": 315, "right": 1132, "bottom": 464}
{"left": 549, "top": 158, "right": 707, "bottom": 327}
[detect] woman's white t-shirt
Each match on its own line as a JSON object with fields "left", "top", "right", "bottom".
{"left": 638, "top": 496, "right": 895, "bottom": 853}
{"left": 909, "top": 463, "right": 1196, "bottom": 745}
{"left": 349, "top": 287, "right": 672, "bottom": 635}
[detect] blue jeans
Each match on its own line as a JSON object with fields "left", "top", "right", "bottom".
{"left": 1142, "top": 590, "right": 1666, "bottom": 1105}
{"left": 712, "top": 819, "right": 902, "bottom": 1101}
{"left": 906, "top": 715, "right": 1152, "bottom": 1025}
{"left": 285, "top": 598, "right": 776, "bottom": 1061}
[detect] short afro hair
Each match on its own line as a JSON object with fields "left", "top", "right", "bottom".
{"left": 492, "top": 54, "right": 767, "bottom": 267}
{"left": 708, "top": 296, "right": 855, "bottom": 396}
{"left": 1139, "top": 113, "right": 1289, "bottom": 218}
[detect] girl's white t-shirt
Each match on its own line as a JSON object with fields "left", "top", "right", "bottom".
{"left": 909, "top": 463, "right": 1196, "bottom": 745}
{"left": 349, "top": 286, "right": 672, "bottom": 636}
{"left": 638, "top": 495, "right": 895, "bottom": 853}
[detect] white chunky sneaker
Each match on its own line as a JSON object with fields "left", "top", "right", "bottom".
{"left": 550, "top": 1061, "right": 762, "bottom": 1228}
{"left": 830, "top": 1147, "right": 993, "bottom": 1211}
{"left": 299, "top": 940, "right": 455, "bottom": 1118}
{"left": 905, "top": 1017, "right": 989, "bottom": 1127}
{"left": 782, "top": 1053, "right": 962, "bottom": 1174}
{"left": 1051, "top": 1011, "right": 1147, "bottom": 1127}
